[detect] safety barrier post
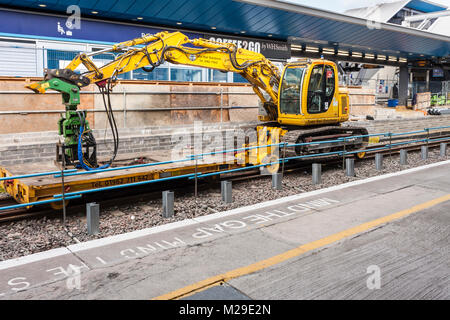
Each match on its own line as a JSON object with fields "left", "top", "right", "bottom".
{"left": 272, "top": 173, "right": 282, "bottom": 190}
{"left": 375, "top": 153, "right": 383, "bottom": 171}
{"left": 400, "top": 149, "right": 408, "bottom": 165}
{"left": 162, "top": 191, "right": 174, "bottom": 218}
{"left": 221, "top": 180, "right": 232, "bottom": 203}
{"left": 86, "top": 202, "right": 100, "bottom": 235}
{"left": 312, "top": 163, "right": 321, "bottom": 185}
{"left": 440, "top": 143, "right": 447, "bottom": 157}
{"left": 345, "top": 158, "right": 355, "bottom": 177}
{"left": 421, "top": 145, "right": 428, "bottom": 160}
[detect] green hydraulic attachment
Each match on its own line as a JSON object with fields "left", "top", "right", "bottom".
{"left": 27, "top": 71, "right": 98, "bottom": 167}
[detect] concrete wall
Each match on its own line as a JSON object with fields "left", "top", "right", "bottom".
{"left": 0, "top": 122, "right": 257, "bottom": 166}
{"left": 0, "top": 78, "right": 95, "bottom": 134}
{"left": 0, "top": 77, "right": 259, "bottom": 134}
{"left": 347, "top": 86, "right": 376, "bottom": 117}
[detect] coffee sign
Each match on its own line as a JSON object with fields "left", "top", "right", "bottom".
{"left": 206, "top": 35, "right": 291, "bottom": 60}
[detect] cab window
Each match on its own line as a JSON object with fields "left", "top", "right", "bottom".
{"left": 279, "top": 67, "right": 304, "bottom": 114}
{"left": 307, "top": 64, "right": 335, "bottom": 114}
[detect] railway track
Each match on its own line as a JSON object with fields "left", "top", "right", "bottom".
{"left": 0, "top": 136, "right": 448, "bottom": 223}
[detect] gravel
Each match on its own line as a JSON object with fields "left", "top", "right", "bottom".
{"left": 0, "top": 149, "right": 449, "bottom": 261}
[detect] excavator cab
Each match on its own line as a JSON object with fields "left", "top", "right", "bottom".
{"left": 277, "top": 60, "right": 347, "bottom": 127}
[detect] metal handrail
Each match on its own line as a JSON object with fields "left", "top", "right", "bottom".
{"left": 0, "top": 195, "right": 82, "bottom": 210}
{"left": 52, "top": 173, "right": 197, "bottom": 198}
{"left": 0, "top": 169, "right": 77, "bottom": 182}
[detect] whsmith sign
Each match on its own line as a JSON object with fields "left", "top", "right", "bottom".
{"left": 206, "top": 35, "right": 291, "bottom": 60}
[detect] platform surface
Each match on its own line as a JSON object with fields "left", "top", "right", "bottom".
{"left": 0, "top": 160, "right": 449, "bottom": 300}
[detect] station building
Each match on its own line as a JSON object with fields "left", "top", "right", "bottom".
{"left": 344, "top": 0, "right": 450, "bottom": 96}
{"left": 0, "top": 0, "right": 449, "bottom": 103}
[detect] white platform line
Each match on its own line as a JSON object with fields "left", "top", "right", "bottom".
{"left": 0, "top": 247, "right": 71, "bottom": 271}
{"left": 1, "top": 159, "right": 449, "bottom": 270}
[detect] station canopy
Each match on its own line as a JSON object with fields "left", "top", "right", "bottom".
{"left": 0, "top": 0, "right": 449, "bottom": 61}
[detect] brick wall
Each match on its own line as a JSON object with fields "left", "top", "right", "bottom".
{"left": 0, "top": 122, "right": 257, "bottom": 166}
{"left": 0, "top": 77, "right": 259, "bottom": 134}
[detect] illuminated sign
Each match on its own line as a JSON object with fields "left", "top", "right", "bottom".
{"left": 206, "top": 35, "right": 291, "bottom": 60}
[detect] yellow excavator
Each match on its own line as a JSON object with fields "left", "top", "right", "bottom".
{"left": 27, "top": 31, "right": 368, "bottom": 170}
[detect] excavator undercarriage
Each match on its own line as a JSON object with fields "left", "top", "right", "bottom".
{"left": 282, "top": 126, "right": 369, "bottom": 157}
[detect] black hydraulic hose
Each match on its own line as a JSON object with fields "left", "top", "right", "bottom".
{"left": 107, "top": 77, "right": 120, "bottom": 162}
{"left": 98, "top": 79, "right": 119, "bottom": 167}
{"left": 76, "top": 111, "right": 98, "bottom": 168}
{"left": 141, "top": 36, "right": 165, "bottom": 73}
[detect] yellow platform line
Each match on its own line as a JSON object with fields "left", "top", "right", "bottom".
{"left": 153, "top": 193, "right": 450, "bottom": 300}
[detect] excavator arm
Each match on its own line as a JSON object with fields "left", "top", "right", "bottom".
{"left": 26, "top": 31, "right": 282, "bottom": 168}
{"left": 29, "top": 31, "right": 281, "bottom": 118}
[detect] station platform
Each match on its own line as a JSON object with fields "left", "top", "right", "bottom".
{"left": 0, "top": 160, "right": 449, "bottom": 300}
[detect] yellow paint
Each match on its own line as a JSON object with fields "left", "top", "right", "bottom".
{"left": 369, "top": 136, "right": 380, "bottom": 144}
{"left": 356, "top": 151, "right": 366, "bottom": 159}
{"left": 154, "top": 193, "right": 450, "bottom": 300}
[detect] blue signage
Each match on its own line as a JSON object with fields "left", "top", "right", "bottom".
{"left": 0, "top": 9, "right": 201, "bottom": 44}
{"left": 432, "top": 68, "right": 444, "bottom": 78}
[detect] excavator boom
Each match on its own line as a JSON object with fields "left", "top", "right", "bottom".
{"left": 29, "top": 31, "right": 281, "bottom": 118}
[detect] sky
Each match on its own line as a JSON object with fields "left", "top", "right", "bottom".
{"left": 280, "top": 0, "right": 449, "bottom": 13}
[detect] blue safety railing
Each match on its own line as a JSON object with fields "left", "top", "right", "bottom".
{"left": 1, "top": 125, "right": 449, "bottom": 212}
{"left": 0, "top": 169, "right": 77, "bottom": 182}
{"left": 0, "top": 195, "right": 82, "bottom": 210}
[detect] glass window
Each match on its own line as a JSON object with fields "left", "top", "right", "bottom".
{"left": 209, "top": 69, "right": 228, "bottom": 82}
{"left": 279, "top": 67, "right": 304, "bottom": 114}
{"left": 117, "top": 71, "right": 131, "bottom": 80}
{"left": 47, "top": 49, "right": 78, "bottom": 70}
{"left": 307, "top": 64, "right": 335, "bottom": 114}
{"left": 233, "top": 73, "right": 247, "bottom": 83}
{"left": 133, "top": 67, "right": 168, "bottom": 81}
{"left": 170, "top": 68, "right": 202, "bottom": 82}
